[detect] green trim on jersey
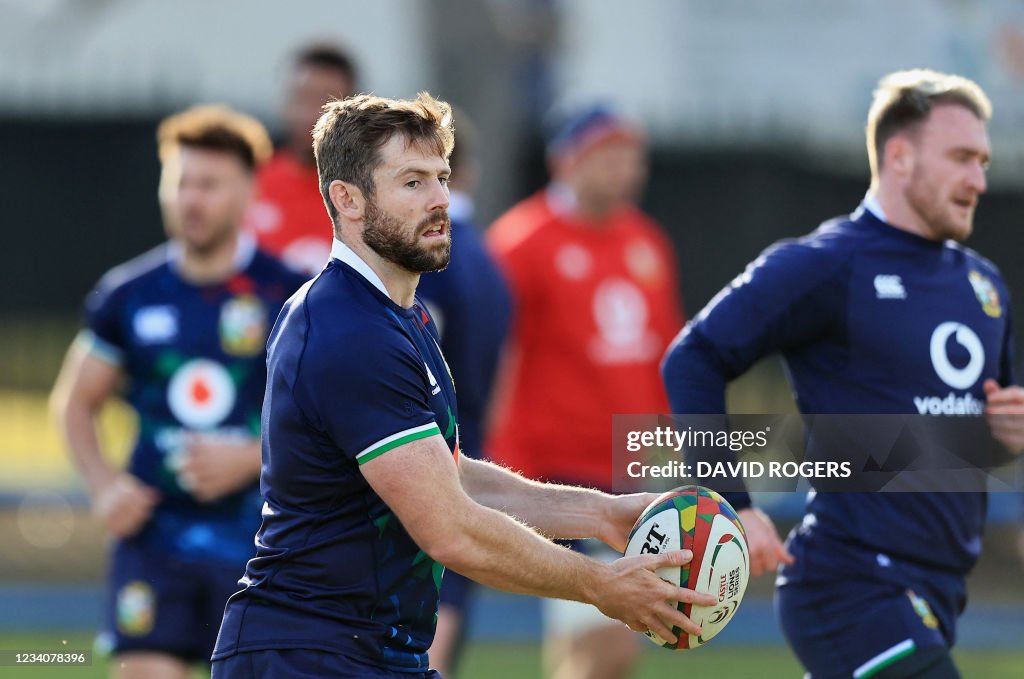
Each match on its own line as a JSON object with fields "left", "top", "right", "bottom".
{"left": 76, "top": 329, "right": 124, "bottom": 367}
{"left": 854, "top": 639, "right": 916, "bottom": 678}
{"left": 356, "top": 423, "right": 441, "bottom": 465}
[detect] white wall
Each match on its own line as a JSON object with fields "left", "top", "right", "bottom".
{"left": 555, "top": 0, "right": 1024, "bottom": 182}
{"left": 0, "top": 0, "right": 430, "bottom": 121}
{"left": 3, "top": 0, "right": 1024, "bottom": 182}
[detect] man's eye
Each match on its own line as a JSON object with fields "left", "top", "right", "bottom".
{"left": 439, "top": 176, "right": 449, "bottom": 186}
{"left": 406, "top": 180, "right": 420, "bottom": 189}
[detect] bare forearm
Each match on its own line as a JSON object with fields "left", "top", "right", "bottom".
{"left": 459, "top": 457, "right": 610, "bottom": 540}
{"left": 243, "top": 439, "right": 262, "bottom": 478}
{"left": 50, "top": 345, "right": 126, "bottom": 498}
{"left": 435, "top": 498, "right": 604, "bottom": 604}
{"left": 364, "top": 436, "right": 709, "bottom": 640}
{"left": 54, "top": 401, "right": 116, "bottom": 496}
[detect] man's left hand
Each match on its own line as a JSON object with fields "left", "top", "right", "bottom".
{"left": 597, "top": 492, "right": 660, "bottom": 552}
{"left": 983, "top": 379, "right": 1024, "bottom": 456}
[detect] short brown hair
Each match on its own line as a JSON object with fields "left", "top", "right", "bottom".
{"left": 312, "top": 92, "right": 455, "bottom": 226}
{"left": 157, "top": 104, "right": 273, "bottom": 172}
{"left": 866, "top": 69, "right": 992, "bottom": 179}
{"left": 293, "top": 41, "right": 359, "bottom": 87}
{"left": 447, "top": 105, "right": 477, "bottom": 175}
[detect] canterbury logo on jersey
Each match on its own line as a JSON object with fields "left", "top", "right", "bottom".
{"left": 133, "top": 305, "right": 179, "bottom": 343}
{"left": 873, "top": 274, "right": 906, "bottom": 300}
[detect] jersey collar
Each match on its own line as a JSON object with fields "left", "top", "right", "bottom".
{"left": 448, "top": 190, "right": 474, "bottom": 223}
{"left": 545, "top": 182, "right": 578, "bottom": 216}
{"left": 330, "top": 238, "right": 390, "bottom": 298}
{"left": 861, "top": 191, "right": 888, "bottom": 222}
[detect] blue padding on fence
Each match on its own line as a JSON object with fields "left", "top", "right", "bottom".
{"left": 1, "top": 584, "right": 1021, "bottom": 648}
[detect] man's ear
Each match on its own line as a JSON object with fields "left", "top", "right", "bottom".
{"left": 329, "top": 180, "right": 366, "bottom": 221}
{"left": 885, "top": 135, "right": 914, "bottom": 178}
{"left": 240, "top": 173, "right": 256, "bottom": 205}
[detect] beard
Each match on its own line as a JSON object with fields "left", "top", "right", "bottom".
{"left": 363, "top": 198, "right": 452, "bottom": 273}
{"left": 169, "top": 207, "right": 240, "bottom": 255}
{"left": 905, "top": 171, "right": 973, "bottom": 242}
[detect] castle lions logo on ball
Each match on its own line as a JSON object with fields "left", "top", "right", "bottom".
{"left": 220, "top": 295, "right": 267, "bottom": 356}
{"left": 625, "top": 486, "right": 749, "bottom": 651}
{"left": 167, "top": 359, "right": 236, "bottom": 429}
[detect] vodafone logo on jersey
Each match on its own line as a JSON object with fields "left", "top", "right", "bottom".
{"left": 914, "top": 322, "right": 985, "bottom": 415}
{"left": 167, "top": 359, "right": 236, "bottom": 428}
{"left": 930, "top": 323, "right": 984, "bottom": 389}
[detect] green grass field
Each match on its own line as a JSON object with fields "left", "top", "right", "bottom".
{"left": 0, "top": 634, "right": 1022, "bottom": 678}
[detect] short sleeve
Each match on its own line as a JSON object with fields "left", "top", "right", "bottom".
{"left": 80, "top": 277, "right": 127, "bottom": 365}
{"left": 297, "top": 326, "right": 440, "bottom": 465}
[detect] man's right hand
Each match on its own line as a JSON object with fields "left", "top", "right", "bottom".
{"left": 92, "top": 473, "right": 159, "bottom": 538}
{"left": 593, "top": 549, "right": 716, "bottom": 643}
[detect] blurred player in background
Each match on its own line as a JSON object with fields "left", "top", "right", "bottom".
{"left": 662, "top": 69, "right": 1024, "bottom": 679}
{"left": 50, "top": 105, "right": 307, "bottom": 679}
{"left": 212, "top": 93, "right": 713, "bottom": 678}
{"left": 245, "top": 41, "right": 359, "bottom": 274}
{"left": 417, "top": 110, "right": 511, "bottom": 676}
{"left": 486, "top": 105, "right": 685, "bottom": 679}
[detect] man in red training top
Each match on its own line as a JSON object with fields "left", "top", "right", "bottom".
{"left": 245, "top": 42, "right": 358, "bottom": 274}
{"left": 486, "top": 105, "right": 685, "bottom": 679}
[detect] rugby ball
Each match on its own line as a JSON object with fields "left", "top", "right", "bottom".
{"left": 624, "top": 485, "right": 748, "bottom": 649}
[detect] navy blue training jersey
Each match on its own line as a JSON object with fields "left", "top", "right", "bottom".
{"left": 82, "top": 239, "right": 306, "bottom": 566}
{"left": 662, "top": 206, "right": 1014, "bottom": 576}
{"left": 214, "top": 242, "right": 459, "bottom": 672}
{"left": 416, "top": 214, "right": 510, "bottom": 457}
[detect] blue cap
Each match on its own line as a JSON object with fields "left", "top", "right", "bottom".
{"left": 546, "top": 105, "right": 642, "bottom": 160}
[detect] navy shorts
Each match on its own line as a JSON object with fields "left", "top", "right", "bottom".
{"left": 104, "top": 539, "right": 243, "bottom": 662}
{"left": 776, "top": 537, "right": 965, "bottom": 679}
{"left": 211, "top": 649, "right": 444, "bottom": 678}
